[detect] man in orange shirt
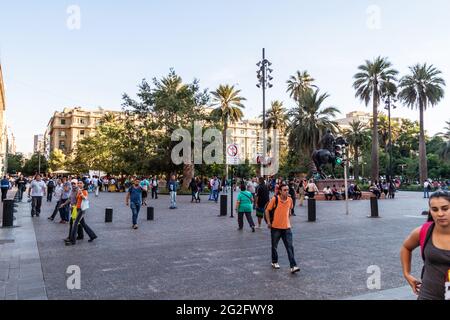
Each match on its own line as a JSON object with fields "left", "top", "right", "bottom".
{"left": 265, "top": 184, "right": 300, "bottom": 274}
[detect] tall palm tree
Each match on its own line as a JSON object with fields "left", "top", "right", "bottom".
{"left": 210, "top": 85, "right": 246, "bottom": 176}
{"left": 342, "top": 121, "right": 370, "bottom": 180}
{"left": 288, "top": 89, "right": 340, "bottom": 166}
{"left": 263, "top": 101, "right": 289, "bottom": 168}
{"left": 438, "top": 121, "right": 450, "bottom": 160}
{"left": 353, "top": 56, "right": 398, "bottom": 182}
{"left": 287, "top": 70, "right": 316, "bottom": 102}
{"left": 398, "top": 63, "right": 446, "bottom": 183}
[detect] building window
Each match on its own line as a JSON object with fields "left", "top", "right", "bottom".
{"left": 61, "top": 119, "right": 66, "bottom": 125}
{"left": 80, "top": 118, "right": 85, "bottom": 124}
{"left": 240, "top": 130, "right": 245, "bottom": 134}
{"left": 60, "top": 131, "right": 66, "bottom": 137}
{"left": 80, "top": 130, "right": 85, "bottom": 136}
{"left": 59, "top": 141, "right": 66, "bottom": 150}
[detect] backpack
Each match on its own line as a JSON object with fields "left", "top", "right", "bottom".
{"left": 264, "top": 196, "right": 279, "bottom": 224}
{"left": 48, "top": 180, "right": 55, "bottom": 188}
{"left": 419, "top": 222, "right": 434, "bottom": 261}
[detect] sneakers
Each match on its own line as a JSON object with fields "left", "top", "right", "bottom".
{"left": 88, "top": 236, "right": 97, "bottom": 243}
{"left": 132, "top": 225, "right": 138, "bottom": 230}
{"left": 271, "top": 263, "right": 281, "bottom": 270}
{"left": 252, "top": 227, "right": 255, "bottom": 233}
{"left": 48, "top": 217, "right": 54, "bottom": 221}
{"left": 290, "top": 266, "right": 300, "bottom": 274}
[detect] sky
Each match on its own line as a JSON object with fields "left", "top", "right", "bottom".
{"left": 0, "top": 0, "right": 449, "bottom": 153}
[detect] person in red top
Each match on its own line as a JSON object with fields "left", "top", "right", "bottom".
{"left": 66, "top": 181, "right": 97, "bottom": 246}
{"left": 265, "top": 184, "right": 300, "bottom": 274}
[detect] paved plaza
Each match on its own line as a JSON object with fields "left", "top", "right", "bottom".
{"left": 1, "top": 190, "right": 430, "bottom": 300}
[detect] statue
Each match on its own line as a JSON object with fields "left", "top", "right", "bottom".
{"left": 312, "top": 130, "right": 348, "bottom": 180}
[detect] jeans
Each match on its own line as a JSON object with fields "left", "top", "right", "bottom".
{"left": 47, "top": 190, "right": 53, "bottom": 202}
{"left": 424, "top": 189, "right": 430, "bottom": 198}
{"left": 70, "top": 209, "right": 97, "bottom": 243}
{"left": 1, "top": 188, "right": 8, "bottom": 201}
{"left": 212, "top": 190, "right": 219, "bottom": 202}
{"left": 31, "top": 196, "right": 43, "bottom": 216}
{"left": 170, "top": 191, "right": 177, "bottom": 208}
{"left": 18, "top": 188, "right": 24, "bottom": 201}
{"left": 271, "top": 228, "right": 297, "bottom": 268}
{"left": 238, "top": 212, "right": 255, "bottom": 229}
{"left": 152, "top": 187, "right": 158, "bottom": 199}
{"left": 50, "top": 200, "right": 61, "bottom": 219}
{"left": 68, "top": 216, "right": 84, "bottom": 240}
{"left": 130, "top": 202, "right": 141, "bottom": 225}
{"left": 59, "top": 199, "right": 70, "bottom": 221}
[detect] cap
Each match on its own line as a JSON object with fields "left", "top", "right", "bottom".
{"left": 71, "top": 179, "right": 78, "bottom": 184}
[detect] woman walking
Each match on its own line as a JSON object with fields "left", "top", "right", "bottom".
{"left": 189, "top": 178, "right": 198, "bottom": 203}
{"left": 65, "top": 181, "right": 97, "bottom": 246}
{"left": 400, "top": 191, "right": 450, "bottom": 300}
{"left": 235, "top": 182, "right": 256, "bottom": 232}
{"left": 306, "top": 179, "right": 319, "bottom": 199}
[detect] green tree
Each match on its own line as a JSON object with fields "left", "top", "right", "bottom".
{"left": 49, "top": 149, "right": 66, "bottom": 172}
{"left": 210, "top": 84, "right": 246, "bottom": 177}
{"left": 7, "top": 153, "right": 24, "bottom": 174}
{"left": 438, "top": 120, "right": 450, "bottom": 160}
{"left": 398, "top": 63, "right": 446, "bottom": 183}
{"left": 353, "top": 56, "right": 399, "bottom": 181}
{"left": 286, "top": 70, "right": 316, "bottom": 102}
{"left": 342, "top": 121, "right": 370, "bottom": 180}
{"left": 22, "top": 153, "right": 48, "bottom": 176}
{"left": 288, "top": 89, "right": 340, "bottom": 169}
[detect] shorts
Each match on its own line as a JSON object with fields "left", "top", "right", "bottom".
{"left": 255, "top": 207, "right": 265, "bottom": 218}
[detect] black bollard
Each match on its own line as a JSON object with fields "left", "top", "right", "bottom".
{"left": 147, "top": 207, "right": 154, "bottom": 221}
{"left": 2, "top": 199, "right": 14, "bottom": 228}
{"left": 308, "top": 198, "right": 316, "bottom": 222}
{"left": 369, "top": 197, "right": 380, "bottom": 218}
{"left": 105, "top": 208, "right": 113, "bottom": 223}
{"left": 220, "top": 194, "right": 227, "bottom": 216}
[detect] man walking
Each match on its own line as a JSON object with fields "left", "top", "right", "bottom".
{"left": 255, "top": 177, "right": 270, "bottom": 229}
{"left": 1, "top": 176, "right": 10, "bottom": 202}
{"left": 212, "top": 176, "right": 220, "bottom": 203}
{"left": 62, "top": 179, "right": 84, "bottom": 242}
{"left": 92, "top": 175, "right": 100, "bottom": 197}
{"left": 424, "top": 179, "right": 432, "bottom": 199}
{"left": 28, "top": 174, "right": 47, "bottom": 217}
{"left": 48, "top": 178, "right": 64, "bottom": 222}
{"left": 16, "top": 175, "right": 27, "bottom": 201}
{"left": 265, "top": 184, "right": 300, "bottom": 274}
{"left": 126, "top": 178, "right": 143, "bottom": 230}
{"left": 46, "top": 177, "right": 55, "bottom": 202}
{"left": 168, "top": 175, "right": 179, "bottom": 209}
{"left": 151, "top": 175, "right": 159, "bottom": 199}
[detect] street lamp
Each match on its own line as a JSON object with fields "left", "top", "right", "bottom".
{"left": 384, "top": 89, "right": 397, "bottom": 182}
{"left": 256, "top": 48, "right": 273, "bottom": 177}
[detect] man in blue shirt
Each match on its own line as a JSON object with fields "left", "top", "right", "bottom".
{"left": 1, "top": 176, "right": 10, "bottom": 202}
{"left": 167, "top": 175, "right": 179, "bottom": 209}
{"left": 126, "top": 178, "right": 143, "bottom": 230}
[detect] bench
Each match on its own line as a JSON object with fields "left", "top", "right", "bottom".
{"left": 309, "top": 191, "right": 386, "bottom": 201}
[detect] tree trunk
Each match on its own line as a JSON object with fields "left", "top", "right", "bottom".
{"left": 182, "top": 163, "right": 194, "bottom": 190}
{"left": 418, "top": 103, "right": 428, "bottom": 184}
{"left": 371, "top": 89, "right": 379, "bottom": 182}
{"left": 353, "top": 147, "right": 360, "bottom": 181}
{"left": 223, "top": 119, "right": 228, "bottom": 178}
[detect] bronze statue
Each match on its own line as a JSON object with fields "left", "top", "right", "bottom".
{"left": 312, "top": 130, "right": 348, "bottom": 180}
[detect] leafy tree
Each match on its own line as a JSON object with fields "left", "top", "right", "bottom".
{"left": 22, "top": 153, "right": 48, "bottom": 176}
{"left": 49, "top": 149, "right": 66, "bottom": 172}
{"left": 7, "top": 153, "right": 24, "bottom": 174}
{"left": 286, "top": 70, "right": 316, "bottom": 102}
{"left": 342, "top": 121, "right": 370, "bottom": 180}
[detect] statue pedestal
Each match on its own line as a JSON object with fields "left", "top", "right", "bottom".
{"left": 314, "top": 179, "right": 355, "bottom": 191}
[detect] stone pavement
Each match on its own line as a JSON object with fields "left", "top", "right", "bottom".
{"left": 23, "top": 190, "right": 428, "bottom": 300}
{"left": 0, "top": 194, "right": 47, "bottom": 300}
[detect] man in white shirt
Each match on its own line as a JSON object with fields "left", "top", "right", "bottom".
{"left": 92, "top": 176, "right": 99, "bottom": 197}
{"left": 28, "top": 174, "right": 47, "bottom": 217}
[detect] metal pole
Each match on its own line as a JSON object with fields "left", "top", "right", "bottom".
{"left": 388, "top": 101, "right": 393, "bottom": 182}
{"left": 230, "top": 167, "right": 234, "bottom": 218}
{"left": 38, "top": 151, "right": 41, "bottom": 175}
{"left": 262, "top": 48, "right": 266, "bottom": 178}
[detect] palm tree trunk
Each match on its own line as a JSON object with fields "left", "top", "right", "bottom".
{"left": 223, "top": 118, "right": 228, "bottom": 178}
{"left": 418, "top": 103, "right": 428, "bottom": 184}
{"left": 371, "top": 90, "right": 379, "bottom": 182}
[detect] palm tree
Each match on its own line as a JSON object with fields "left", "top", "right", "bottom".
{"left": 288, "top": 89, "right": 340, "bottom": 166}
{"left": 263, "top": 101, "right": 289, "bottom": 170}
{"left": 342, "top": 121, "right": 370, "bottom": 180}
{"left": 287, "top": 70, "right": 316, "bottom": 102}
{"left": 398, "top": 63, "right": 446, "bottom": 183}
{"left": 353, "top": 57, "right": 398, "bottom": 182}
{"left": 210, "top": 85, "right": 246, "bottom": 176}
{"left": 437, "top": 121, "right": 450, "bottom": 160}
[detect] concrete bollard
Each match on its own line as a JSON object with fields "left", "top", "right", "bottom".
{"left": 308, "top": 198, "right": 316, "bottom": 222}
{"left": 2, "top": 199, "right": 14, "bottom": 228}
{"left": 369, "top": 197, "right": 380, "bottom": 218}
{"left": 105, "top": 208, "right": 113, "bottom": 223}
{"left": 147, "top": 207, "right": 154, "bottom": 221}
{"left": 220, "top": 194, "right": 227, "bottom": 216}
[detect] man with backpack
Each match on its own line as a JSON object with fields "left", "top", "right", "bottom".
{"left": 424, "top": 179, "right": 432, "bottom": 199}
{"left": 255, "top": 177, "right": 270, "bottom": 229}
{"left": 47, "top": 177, "right": 55, "bottom": 202}
{"left": 265, "top": 184, "right": 300, "bottom": 274}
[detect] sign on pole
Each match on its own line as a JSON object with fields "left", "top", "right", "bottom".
{"left": 226, "top": 144, "right": 240, "bottom": 165}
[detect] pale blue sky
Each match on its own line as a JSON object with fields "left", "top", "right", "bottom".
{"left": 1, "top": 0, "right": 449, "bottom": 153}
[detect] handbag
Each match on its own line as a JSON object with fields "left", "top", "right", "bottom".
{"left": 81, "top": 199, "right": 90, "bottom": 211}
{"left": 71, "top": 205, "right": 78, "bottom": 220}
